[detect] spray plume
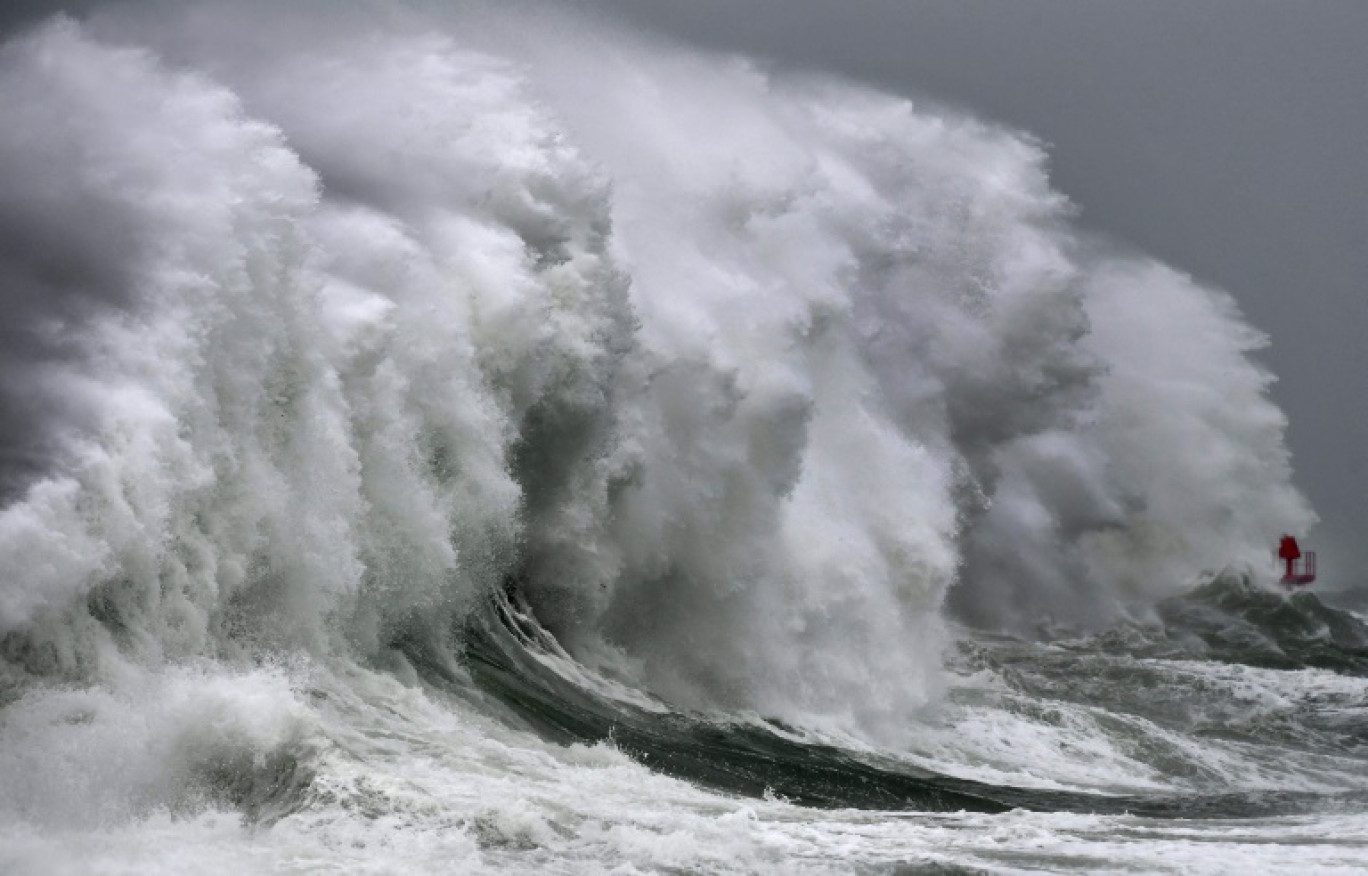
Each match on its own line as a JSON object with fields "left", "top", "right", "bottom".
{"left": 0, "top": 4, "right": 1312, "bottom": 737}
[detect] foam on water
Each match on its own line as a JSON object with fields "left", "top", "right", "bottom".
{"left": 5, "top": 653, "right": 1367, "bottom": 875}
{"left": 0, "top": 4, "right": 1351, "bottom": 872}
{"left": 4, "top": 664, "right": 1368, "bottom": 875}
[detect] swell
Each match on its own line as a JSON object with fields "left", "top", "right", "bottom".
{"left": 1027, "top": 571, "right": 1368, "bottom": 677}
{"left": 454, "top": 582, "right": 1368, "bottom": 819}
{"left": 1150, "top": 573, "right": 1368, "bottom": 674}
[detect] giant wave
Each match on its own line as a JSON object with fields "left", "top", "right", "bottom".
{"left": 3, "top": 6, "right": 1359, "bottom": 874}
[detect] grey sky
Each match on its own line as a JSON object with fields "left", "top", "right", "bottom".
{"left": 2, "top": 1, "right": 1365, "bottom": 591}
{"left": 586, "top": 0, "right": 1368, "bottom": 593}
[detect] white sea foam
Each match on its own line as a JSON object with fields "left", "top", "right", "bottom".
{"left": 3, "top": 664, "right": 1366, "bottom": 875}
{"left": 0, "top": 5, "right": 1339, "bottom": 871}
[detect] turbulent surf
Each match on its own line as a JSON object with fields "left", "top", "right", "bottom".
{"left": 1, "top": 5, "right": 1364, "bottom": 873}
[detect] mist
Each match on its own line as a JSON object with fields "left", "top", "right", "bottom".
{"left": 588, "top": 0, "right": 1368, "bottom": 597}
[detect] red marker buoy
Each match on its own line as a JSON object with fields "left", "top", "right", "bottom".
{"left": 1278, "top": 534, "right": 1316, "bottom": 586}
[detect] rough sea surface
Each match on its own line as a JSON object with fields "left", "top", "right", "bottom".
{"left": 1, "top": 6, "right": 1361, "bottom": 873}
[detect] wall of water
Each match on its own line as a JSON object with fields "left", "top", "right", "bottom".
{"left": 0, "top": 6, "right": 1313, "bottom": 742}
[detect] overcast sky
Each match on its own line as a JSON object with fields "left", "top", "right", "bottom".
{"left": 4, "top": 1, "right": 1366, "bottom": 589}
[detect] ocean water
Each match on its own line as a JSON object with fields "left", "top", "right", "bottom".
{"left": 1, "top": 5, "right": 1363, "bottom": 873}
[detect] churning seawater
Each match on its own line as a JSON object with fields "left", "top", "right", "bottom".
{"left": 1, "top": 5, "right": 1364, "bottom": 873}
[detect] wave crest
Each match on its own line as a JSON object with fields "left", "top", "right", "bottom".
{"left": 0, "top": 7, "right": 1312, "bottom": 737}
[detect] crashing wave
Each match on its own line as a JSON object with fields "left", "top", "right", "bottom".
{"left": 0, "top": 5, "right": 1312, "bottom": 744}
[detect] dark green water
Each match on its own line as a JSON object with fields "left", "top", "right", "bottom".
{"left": 451, "top": 573, "right": 1368, "bottom": 820}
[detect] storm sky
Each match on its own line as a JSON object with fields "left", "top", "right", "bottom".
{"left": 3, "top": 1, "right": 1366, "bottom": 590}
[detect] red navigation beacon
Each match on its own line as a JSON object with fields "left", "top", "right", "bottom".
{"left": 1278, "top": 534, "right": 1316, "bottom": 587}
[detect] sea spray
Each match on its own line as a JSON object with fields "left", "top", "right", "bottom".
{"left": 1, "top": 4, "right": 1313, "bottom": 749}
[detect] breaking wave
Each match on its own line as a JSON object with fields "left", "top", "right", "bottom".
{"left": 2, "top": 6, "right": 1353, "bottom": 873}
